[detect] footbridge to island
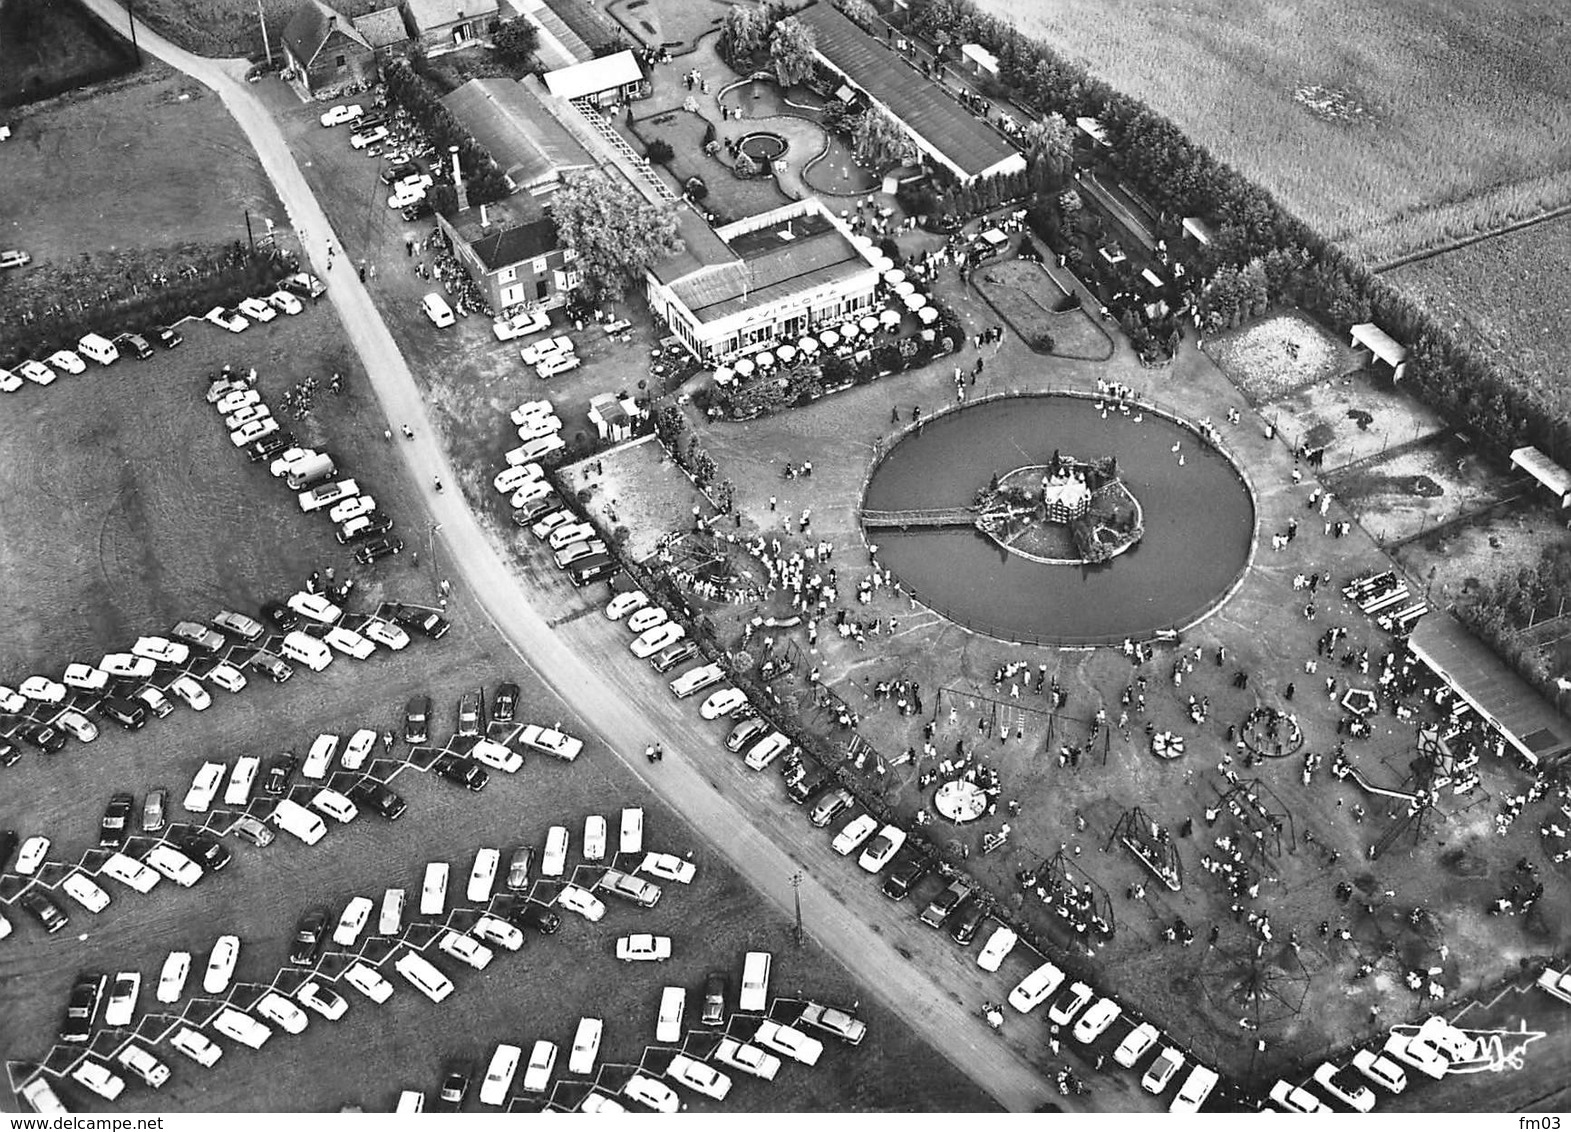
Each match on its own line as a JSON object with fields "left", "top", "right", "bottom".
{"left": 861, "top": 506, "right": 980, "bottom": 530}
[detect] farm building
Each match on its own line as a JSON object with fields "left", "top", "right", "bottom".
{"left": 1350, "top": 322, "right": 1409, "bottom": 380}
{"left": 442, "top": 79, "right": 599, "bottom": 194}
{"left": 401, "top": 0, "right": 500, "bottom": 54}
{"left": 1510, "top": 446, "right": 1571, "bottom": 508}
{"left": 542, "top": 50, "right": 647, "bottom": 106}
{"left": 794, "top": 2, "right": 1024, "bottom": 185}
{"left": 646, "top": 198, "right": 883, "bottom": 362}
{"left": 588, "top": 392, "right": 645, "bottom": 442}
{"left": 350, "top": 6, "right": 413, "bottom": 60}
{"left": 437, "top": 186, "right": 576, "bottom": 312}
{"left": 280, "top": 0, "right": 378, "bottom": 96}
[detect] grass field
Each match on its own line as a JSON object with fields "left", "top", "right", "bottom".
{"left": 974, "top": 0, "right": 1571, "bottom": 260}
{"left": 0, "top": 70, "right": 282, "bottom": 283}
{"left": 1387, "top": 213, "right": 1571, "bottom": 418}
{"left": 0, "top": 0, "right": 137, "bottom": 108}
{"left": 128, "top": 0, "right": 379, "bottom": 58}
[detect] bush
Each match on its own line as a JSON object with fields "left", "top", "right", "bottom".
{"left": 646, "top": 138, "right": 674, "bottom": 165}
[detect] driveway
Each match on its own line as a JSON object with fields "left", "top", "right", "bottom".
{"left": 75, "top": 1, "right": 1155, "bottom": 1111}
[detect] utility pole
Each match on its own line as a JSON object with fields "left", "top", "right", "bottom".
{"left": 126, "top": 0, "right": 141, "bottom": 65}
{"left": 244, "top": 210, "right": 256, "bottom": 255}
{"left": 258, "top": 0, "right": 272, "bottom": 67}
{"left": 428, "top": 522, "right": 443, "bottom": 594}
{"left": 789, "top": 872, "right": 804, "bottom": 947}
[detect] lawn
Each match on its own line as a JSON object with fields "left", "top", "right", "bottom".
{"left": 972, "top": 257, "right": 1112, "bottom": 361}
{"left": 1387, "top": 213, "right": 1571, "bottom": 421}
{"left": 0, "top": 0, "right": 138, "bottom": 108}
{"left": 1203, "top": 313, "right": 1354, "bottom": 403}
{"left": 973, "top": 0, "right": 1571, "bottom": 261}
{"left": 128, "top": 0, "right": 379, "bottom": 57}
{"left": 606, "top": 0, "right": 731, "bottom": 54}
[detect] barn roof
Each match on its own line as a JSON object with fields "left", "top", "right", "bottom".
{"left": 1510, "top": 446, "right": 1571, "bottom": 504}
{"left": 543, "top": 50, "right": 643, "bottom": 101}
{"left": 442, "top": 79, "right": 596, "bottom": 189}
{"left": 281, "top": 0, "right": 371, "bottom": 67}
{"left": 1350, "top": 322, "right": 1408, "bottom": 367}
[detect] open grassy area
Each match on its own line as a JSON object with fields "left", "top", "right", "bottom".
{"left": 127, "top": 0, "right": 378, "bottom": 58}
{"left": 0, "top": 0, "right": 138, "bottom": 108}
{"left": 974, "top": 0, "right": 1571, "bottom": 261}
{"left": 606, "top": 0, "right": 730, "bottom": 55}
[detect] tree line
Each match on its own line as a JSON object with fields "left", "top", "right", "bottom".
{"left": 382, "top": 60, "right": 512, "bottom": 213}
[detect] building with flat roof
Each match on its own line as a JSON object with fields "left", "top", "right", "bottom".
{"left": 646, "top": 198, "right": 882, "bottom": 361}
{"left": 795, "top": 2, "right": 1023, "bottom": 184}
{"left": 442, "top": 78, "right": 599, "bottom": 194}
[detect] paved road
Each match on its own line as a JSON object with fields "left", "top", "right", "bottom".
{"left": 75, "top": 4, "right": 1156, "bottom": 1111}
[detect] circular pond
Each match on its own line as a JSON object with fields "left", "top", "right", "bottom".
{"left": 861, "top": 394, "right": 1255, "bottom": 644}
{"left": 739, "top": 132, "right": 788, "bottom": 162}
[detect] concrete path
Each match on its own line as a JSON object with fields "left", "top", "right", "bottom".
{"left": 74, "top": 3, "right": 1155, "bottom": 1111}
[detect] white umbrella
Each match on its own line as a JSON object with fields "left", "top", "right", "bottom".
{"left": 756, "top": 351, "right": 775, "bottom": 368}
{"left": 880, "top": 309, "right": 902, "bottom": 328}
{"left": 797, "top": 336, "right": 819, "bottom": 355}
{"left": 884, "top": 269, "right": 906, "bottom": 285}
{"left": 852, "top": 234, "right": 875, "bottom": 251}
{"left": 839, "top": 322, "right": 859, "bottom": 339}
{"left": 713, "top": 365, "right": 734, "bottom": 385}
{"left": 778, "top": 344, "right": 797, "bottom": 363}
{"left": 895, "top": 280, "right": 915, "bottom": 297}
{"left": 904, "top": 292, "right": 927, "bottom": 311}
{"left": 859, "top": 315, "right": 880, "bottom": 334}
{"left": 820, "top": 330, "right": 840, "bottom": 348}
{"left": 918, "top": 305, "right": 939, "bottom": 324}
{"left": 734, "top": 358, "right": 756, "bottom": 377}
{"left": 871, "top": 255, "right": 894, "bottom": 273}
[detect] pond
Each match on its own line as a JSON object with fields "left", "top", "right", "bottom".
{"left": 861, "top": 394, "right": 1255, "bottom": 644}
{"left": 739, "top": 132, "right": 787, "bottom": 162}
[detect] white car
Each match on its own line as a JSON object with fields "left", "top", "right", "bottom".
{"left": 531, "top": 509, "right": 573, "bottom": 539}
{"left": 556, "top": 884, "right": 605, "bottom": 922}
{"left": 1313, "top": 1062, "right": 1376, "bottom": 1113}
{"left": 519, "top": 336, "right": 573, "bottom": 366}
{"left": 606, "top": 590, "right": 649, "bottom": 620}
{"left": 205, "top": 306, "right": 249, "bottom": 332}
{"left": 631, "top": 622, "right": 685, "bottom": 658}
{"left": 62, "top": 663, "right": 109, "bottom": 692}
{"left": 132, "top": 635, "right": 189, "bottom": 665}
{"left": 329, "top": 495, "right": 375, "bottom": 525}
{"left": 516, "top": 724, "right": 583, "bottom": 761}
{"left": 1268, "top": 1078, "right": 1324, "bottom": 1113}
{"left": 48, "top": 350, "right": 87, "bottom": 374}
{"left": 627, "top": 606, "right": 670, "bottom": 634}
{"left": 303, "top": 733, "right": 340, "bottom": 779}
{"left": 494, "top": 464, "right": 542, "bottom": 494}
{"left": 208, "top": 662, "right": 247, "bottom": 692}
{"left": 514, "top": 414, "right": 562, "bottom": 442}
{"left": 71, "top": 1059, "right": 126, "bottom": 1102}
{"left": 268, "top": 289, "right": 304, "bottom": 314}
{"left": 548, "top": 521, "right": 596, "bottom": 551}
{"left": 438, "top": 929, "right": 494, "bottom": 970}
{"left": 320, "top": 103, "right": 363, "bottom": 127}
{"left": 1113, "top": 1021, "right": 1161, "bottom": 1068}
{"left": 256, "top": 991, "right": 308, "bottom": 1035}
{"left": 224, "top": 403, "right": 271, "bottom": 429}
{"left": 297, "top": 478, "right": 360, "bottom": 514}
{"left": 641, "top": 853, "right": 696, "bottom": 884}
{"left": 144, "top": 844, "right": 202, "bottom": 887}
{"left": 1009, "top": 962, "right": 1065, "bottom": 1013}
{"left": 334, "top": 896, "right": 375, "bottom": 946}
{"left": 576, "top": 814, "right": 606, "bottom": 861}
{"left": 19, "top": 359, "right": 58, "bottom": 385}
{"left": 493, "top": 310, "right": 550, "bottom": 341}
{"left": 1351, "top": 1048, "right": 1408, "bottom": 1094}
{"left": 19, "top": 675, "right": 66, "bottom": 703}
{"left": 471, "top": 914, "right": 523, "bottom": 952}
{"left": 296, "top": 980, "right": 349, "bottom": 1020}
{"left": 536, "top": 355, "right": 580, "bottom": 380}
{"left": 0, "top": 684, "right": 25, "bottom": 712}
{"left": 135, "top": 686, "right": 174, "bottom": 717}
{"left": 61, "top": 871, "right": 111, "bottom": 913}
{"left": 116, "top": 1042, "right": 172, "bottom": 1089}
{"left": 1382, "top": 1032, "right": 1447, "bottom": 1081}
{"left": 171, "top": 1025, "right": 224, "bottom": 1066}
{"left": 420, "top": 862, "right": 449, "bottom": 915}
{"left": 799, "top": 1002, "right": 867, "bottom": 1045}
{"left": 344, "top": 961, "right": 395, "bottom": 1004}
{"left": 699, "top": 687, "right": 747, "bottom": 719}
{"left": 231, "top": 417, "right": 278, "bottom": 446}
{"left": 350, "top": 125, "right": 389, "bottom": 149}
{"left": 1142, "top": 1047, "right": 1186, "bottom": 1095}
{"left": 1048, "top": 981, "right": 1094, "bottom": 1026}
{"left": 569, "top": 1017, "right": 603, "bottom": 1075}
{"left": 101, "top": 852, "right": 160, "bottom": 893}
{"left": 1073, "top": 997, "right": 1122, "bottom": 1043}
{"left": 157, "top": 952, "right": 191, "bottom": 1003}
{"left": 579, "top": 1093, "right": 625, "bottom": 1114}
{"left": 311, "top": 788, "right": 359, "bottom": 823}
{"left": 621, "top": 807, "right": 645, "bottom": 854}
{"left": 1538, "top": 966, "right": 1571, "bottom": 1006}
{"left": 421, "top": 292, "right": 454, "bottom": 326}
{"left": 522, "top": 1040, "right": 557, "bottom": 1093}
{"left": 100, "top": 652, "right": 156, "bottom": 679}
{"left": 212, "top": 1008, "right": 271, "bottom": 1049}
{"left": 340, "top": 728, "right": 378, "bottom": 770}
{"left": 616, "top": 933, "right": 672, "bottom": 962}
{"left": 509, "top": 478, "right": 554, "bottom": 508}
{"left": 622, "top": 1074, "right": 679, "bottom": 1114}
{"left": 361, "top": 618, "right": 409, "bottom": 650}
{"left": 667, "top": 1054, "right": 732, "bottom": 1100}
{"left": 467, "top": 847, "right": 500, "bottom": 902}
{"left": 0, "top": 367, "right": 21, "bottom": 392}
{"left": 976, "top": 925, "right": 1019, "bottom": 972}
{"left": 857, "top": 825, "right": 907, "bottom": 873}
{"left": 1170, "top": 1064, "right": 1219, "bottom": 1114}
{"left": 237, "top": 297, "right": 277, "bottom": 323}
{"left": 288, "top": 591, "right": 343, "bottom": 622}
{"left": 324, "top": 625, "right": 375, "bottom": 658}
{"left": 753, "top": 1019, "right": 823, "bottom": 1065}
{"left": 217, "top": 388, "right": 261, "bottom": 414}
{"left": 170, "top": 674, "right": 212, "bottom": 711}
{"left": 183, "top": 760, "right": 226, "bottom": 812}
{"left": 203, "top": 935, "right": 241, "bottom": 994}
{"left": 509, "top": 397, "right": 556, "bottom": 425}
{"left": 832, "top": 813, "right": 878, "bottom": 856}
{"left": 714, "top": 1037, "right": 781, "bottom": 1081}
{"left": 470, "top": 738, "right": 522, "bottom": 773}
{"left": 104, "top": 972, "right": 141, "bottom": 1026}
{"left": 57, "top": 709, "right": 99, "bottom": 743}
{"left": 379, "top": 888, "right": 405, "bottom": 935}
{"left": 15, "top": 835, "right": 50, "bottom": 875}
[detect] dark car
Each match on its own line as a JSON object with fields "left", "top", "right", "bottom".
{"left": 511, "top": 900, "right": 561, "bottom": 936}
{"left": 153, "top": 325, "right": 182, "bottom": 349}
{"left": 347, "top": 778, "right": 406, "bottom": 821}
{"left": 947, "top": 895, "right": 986, "bottom": 945}
{"left": 880, "top": 853, "right": 928, "bottom": 901}
{"left": 248, "top": 651, "right": 295, "bottom": 684}
{"left": 785, "top": 768, "right": 829, "bottom": 806}
{"left": 289, "top": 906, "right": 331, "bottom": 965}
{"left": 920, "top": 880, "right": 971, "bottom": 928}
{"left": 456, "top": 690, "right": 483, "bottom": 737}
{"left": 511, "top": 495, "right": 561, "bottom": 527}
{"left": 568, "top": 556, "right": 616, "bottom": 588}
{"left": 23, "top": 890, "right": 71, "bottom": 935}
{"left": 112, "top": 332, "right": 154, "bottom": 360}
{"left": 262, "top": 753, "right": 298, "bottom": 796}
{"left": 172, "top": 620, "right": 226, "bottom": 655}
{"left": 99, "top": 793, "right": 135, "bottom": 848}
{"left": 169, "top": 827, "right": 232, "bottom": 871}
{"left": 336, "top": 513, "right": 394, "bottom": 545}
{"left": 353, "top": 536, "right": 404, "bottom": 565}
{"left": 400, "top": 199, "right": 433, "bottom": 222}
{"left": 0, "top": 828, "right": 17, "bottom": 871}
{"left": 392, "top": 606, "right": 449, "bottom": 640}
{"left": 404, "top": 695, "right": 431, "bottom": 745}
{"left": 380, "top": 161, "right": 419, "bottom": 185}
{"left": 20, "top": 723, "right": 67, "bottom": 754}
{"left": 432, "top": 753, "right": 487, "bottom": 791}
{"left": 248, "top": 431, "right": 294, "bottom": 462}
{"left": 100, "top": 696, "right": 148, "bottom": 731}
{"left": 492, "top": 682, "right": 519, "bottom": 723}
{"left": 60, "top": 972, "right": 106, "bottom": 1042}
{"left": 438, "top": 1058, "right": 472, "bottom": 1108}
{"left": 261, "top": 601, "right": 302, "bottom": 633}
{"left": 700, "top": 972, "right": 728, "bottom": 1026}
{"left": 650, "top": 640, "right": 697, "bottom": 673}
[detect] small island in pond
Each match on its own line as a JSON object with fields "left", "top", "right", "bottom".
{"left": 975, "top": 452, "right": 1144, "bottom": 565}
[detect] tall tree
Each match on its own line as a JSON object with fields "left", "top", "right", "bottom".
{"left": 492, "top": 16, "right": 540, "bottom": 65}
{"left": 547, "top": 170, "right": 684, "bottom": 302}
{"left": 768, "top": 16, "right": 817, "bottom": 88}
{"left": 836, "top": 0, "right": 878, "bottom": 31}
{"left": 719, "top": 4, "right": 768, "bottom": 65}
{"left": 852, "top": 108, "right": 915, "bottom": 168}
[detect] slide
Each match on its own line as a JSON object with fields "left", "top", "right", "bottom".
{"left": 1345, "top": 765, "right": 1420, "bottom": 803}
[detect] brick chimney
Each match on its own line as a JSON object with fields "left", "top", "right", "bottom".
{"left": 480, "top": 203, "right": 489, "bottom": 227}
{"left": 451, "top": 146, "right": 469, "bottom": 212}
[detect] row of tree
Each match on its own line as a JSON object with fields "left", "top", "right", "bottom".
{"left": 382, "top": 60, "right": 511, "bottom": 211}
{"left": 904, "top": 0, "right": 1570, "bottom": 462}
{"left": 1456, "top": 543, "right": 1571, "bottom": 693}
{"left": 718, "top": 2, "right": 819, "bottom": 88}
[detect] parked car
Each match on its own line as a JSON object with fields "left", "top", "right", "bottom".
{"left": 170, "top": 1026, "right": 222, "bottom": 1066}
{"left": 1007, "top": 961, "right": 1065, "bottom": 1013}
{"left": 203, "top": 935, "right": 241, "bottom": 994}
{"left": 296, "top": 980, "right": 348, "bottom": 1021}
{"left": 666, "top": 1054, "right": 731, "bottom": 1101}
{"left": 99, "top": 793, "right": 135, "bottom": 847}
{"left": 1142, "top": 1047, "right": 1186, "bottom": 1095}
{"left": 714, "top": 1037, "right": 781, "bottom": 1081}
{"left": 404, "top": 694, "right": 431, "bottom": 744}
{"left": 205, "top": 306, "right": 248, "bottom": 333}
{"left": 289, "top": 906, "right": 330, "bottom": 965}
{"left": 617, "top": 933, "right": 672, "bottom": 962}
{"left": 1268, "top": 1078, "right": 1324, "bottom": 1113}
{"left": 752, "top": 1020, "right": 823, "bottom": 1066}
{"left": 103, "top": 971, "right": 141, "bottom": 1026}
{"left": 344, "top": 961, "right": 394, "bottom": 1004}
{"left": 1073, "top": 996, "right": 1122, "bottom": 1043}
{"left": 212, "top": 1008, "right": 271, "bottom": 1049}
{"left": 1313, "top": 1061, "right": 1376, "bottom": 1112}
{"left": 799, "top": 1001, "right": 867, "bottom": 1044}
{"left": 515, "top": 723, "right": 583, "bottom": 761}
